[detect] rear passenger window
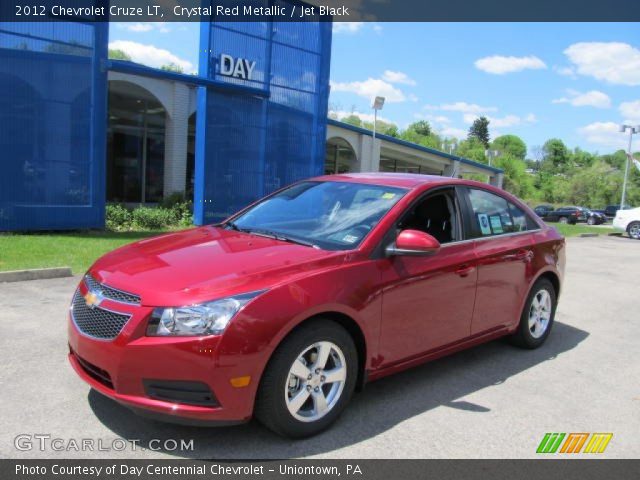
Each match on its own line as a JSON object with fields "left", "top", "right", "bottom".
{"left": 466, "top": 189, "right": 536, "bottom": 238}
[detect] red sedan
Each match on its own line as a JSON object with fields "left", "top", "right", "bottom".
{"left": 68, "top": 173, "right": 565, "bottom": 437}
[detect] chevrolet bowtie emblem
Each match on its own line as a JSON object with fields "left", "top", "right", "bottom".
{"left": 84, "top": 289, "right": 103, "bottom": 309}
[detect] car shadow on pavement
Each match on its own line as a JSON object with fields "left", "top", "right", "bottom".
{"left": 89, "top": 320, "right": 588, "bottom": 458}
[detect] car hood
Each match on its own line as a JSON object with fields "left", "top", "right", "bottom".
{"left": 90, "top": 226, "right": 346, "bottom": 306}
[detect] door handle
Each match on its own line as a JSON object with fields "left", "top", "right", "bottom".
{"left": 455, "top": 264, "right": 475, "bottom": 277}
{"left": 504, "top": 249, "right": 533, "bottom": 262}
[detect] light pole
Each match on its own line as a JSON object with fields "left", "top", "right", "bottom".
{"left": 371, "top": 96, "right": 385, "bottom": 167}
{"left": 619, "top": 125, "right": 639, "bottom": 209}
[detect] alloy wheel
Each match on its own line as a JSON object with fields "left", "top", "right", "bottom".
{"left": 284, "top": 341, "right": 347, "bottom": 422}
{"left": 528, "top": 289, "right": 552, "bottom": 339}
{"left": 629, "top": 222, "right": 640, "bottom": 240}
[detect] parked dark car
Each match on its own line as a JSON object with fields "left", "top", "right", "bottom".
{"left": 534, "top": 205, "right": 554, "bottom": 217}
{"left": 542, "top": 206, "right": 585, "bottom": 224}
{"left": 584, "top": 209, "right": 607, "bottom": 225}
{"left": 604, "top": 205, "right": 630, "bottom": 219}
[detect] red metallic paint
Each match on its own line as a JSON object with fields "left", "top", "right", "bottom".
{"left": 394, "top": 229, "right": 441, "bottom": 252}
{"left": 68, "top": 174, "right": 565, "bottom": 424}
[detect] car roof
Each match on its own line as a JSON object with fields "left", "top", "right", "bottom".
{"left": 310, "top": 172, "right": 489, "bottom": 190}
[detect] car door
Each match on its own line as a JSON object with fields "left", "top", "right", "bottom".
{"left": 377, "top": 187, "right": 478, "bottom": 366}
{"left": 462, "top": 187, "right": 537, "bottom": 335}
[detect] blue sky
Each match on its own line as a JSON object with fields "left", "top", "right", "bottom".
{"left": 109, "top": 22, "right": 640, "bottom": 155}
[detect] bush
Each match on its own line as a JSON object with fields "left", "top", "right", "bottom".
{"left": 105, "top": 204, "right": 132, "bottom": 231}
{"left": 131, "top": 206, "right": 175, "bottom": 230}
{"left": 105, "top": 200, "right": 193, "bottom": 232}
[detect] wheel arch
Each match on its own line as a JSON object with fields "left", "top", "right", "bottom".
{"left": 265, "top": 310, "right": 368, "bottom": 392}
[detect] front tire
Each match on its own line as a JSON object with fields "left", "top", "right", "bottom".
{"left": 255, "top": 320, "right": 358, "bottom": 438}
{"left": 509, "top": 278, "right": 557, "bottom": 349}
{"left": 628, "top": 221, "right": 640, "bottom": 240}
{"left": 587, "top": 216, "right": 595, "bottom": 225}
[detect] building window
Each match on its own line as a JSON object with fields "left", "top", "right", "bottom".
{"left": 107, "top": 81, "right": 165, "bottom": 203}
{"left": 325, "top": 137, "right": 356, "bottom": 174}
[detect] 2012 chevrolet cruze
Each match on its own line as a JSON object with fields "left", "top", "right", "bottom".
{"left": 68, "top": 173, "right": 565, "bottom": 437}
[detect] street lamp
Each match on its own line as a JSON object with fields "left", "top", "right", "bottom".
{"left": 371, "top": 96, "right": 385, "bottom": 165}
{"left": 619, "top": 124, "right": 639, "bottom": 209}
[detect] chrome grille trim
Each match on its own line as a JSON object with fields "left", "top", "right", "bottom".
{"left": 84, "top": 274, "right": 141, "bottom": 305}
{"left": 71, "top": 290, "right": 132, "bottom": 341}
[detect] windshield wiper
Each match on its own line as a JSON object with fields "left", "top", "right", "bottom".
{"left": 225, "top": 221, "right": 250, "bottom": 233}
{"left": 245, "top": 229, "right": 319, "bottom": 249}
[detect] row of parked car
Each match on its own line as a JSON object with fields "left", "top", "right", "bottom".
{"left": 534, "top": 204, "right": 640, "bottom": 240}
{"left": 532, "top": 205, "right": 621, "bottom": 225}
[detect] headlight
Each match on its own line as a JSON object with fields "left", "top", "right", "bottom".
{"left": 146, "top": 291, "right": 265, "bottom": 337}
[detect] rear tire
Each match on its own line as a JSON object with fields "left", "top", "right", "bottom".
{"left": 628, "top": 221, "right": 640, "bottom": 240}
{"left": 255, "top": 320, "right": 358, "bottom": 438}
{"left": 509, "top": 278, "right": 557, "bottom": 349}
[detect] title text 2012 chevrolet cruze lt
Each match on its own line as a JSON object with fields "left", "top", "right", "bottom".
{"left": 68, "top": 174, "right": 565, "bottom": 437}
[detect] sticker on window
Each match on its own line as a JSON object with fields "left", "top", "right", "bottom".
{"left": 478, "top": 213, "right": 491, "bottom": 235}
{"left": 342, "top": 234, "right": 359, "bottom": 244}
{"left": 381, "top": 192, "right": 396, "bottom": 200}
{"left": 489, "top": 215, "right": 504, "bottom": 234}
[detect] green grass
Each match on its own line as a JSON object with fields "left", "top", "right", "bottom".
{"left": 549, "top": 223, "right": 616, "bottom": 237}
{"left": 0, "top": 230, "right": 171, "bottom": 274}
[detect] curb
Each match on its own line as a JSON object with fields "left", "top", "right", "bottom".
{"left": 0, "top": 267, "right": 73, "bottom": 283}
{"left": 579, "top": 233, "right": 599, "bottom": 238}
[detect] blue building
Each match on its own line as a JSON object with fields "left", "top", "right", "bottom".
{"left": 0, "top": 16, "right": 501, "bottom": 232}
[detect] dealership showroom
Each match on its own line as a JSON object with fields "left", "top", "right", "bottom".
{"left": 0, "top": 3, "right": 639, "bottom": 475}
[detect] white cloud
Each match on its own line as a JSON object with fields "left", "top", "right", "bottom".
{"left": 463, "top": 113, "right": 537, "bottom": 128}
{"left": 564, "top": 42, "right": 640, "bottom": 86}
{"left": 619, "top": 100, "right": 640, "bottom": 123}
{"left": 332, "top": 22, "right": 364, "bottom": 34}
{"left": 108, "top": 40, "right": 194, "bottom": 73}
{"left": 552, "top": 90, "right": 611, "bottom": 108}
{"left": 115, "top": 22, "right": 172, "bottom": 34}
{"left": 373, "top": 24, "right": 383, "bottom": 34}
{"left": 331, "top": 78, "right": 407, "bottom": 103}
{"left": 554, "top": 65, "right": 577, "bottom": 78}
{"left": 424, "top": 102, "right": 497, "bottom": 114}
{"left": 439, "top": 127, "right": 468, "bottom": 139}
{"left": 578, "top": 121, "right": 629, "bottom": 149}
{"left": 474, "top": 55, "right": 547, "bottom": 74}
{"left": 381, "top": 70, "right": 416, "bottom": 86}
{"left": 330, "top": 110, "right": 393, "bottom": 124}
{"left": 414, "top": 113, "right": 452, "bottom": 124}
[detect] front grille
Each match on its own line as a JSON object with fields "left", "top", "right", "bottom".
{"left": 71, "top": 290, "right": 131, "bottom": 340}
{"left": 84, "top": 275, "right": 141, "bottom": 305}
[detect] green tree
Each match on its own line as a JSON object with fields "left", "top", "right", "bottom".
{"left": 493, "top": 154, "right": 534, "bottom": 199}
{"left": 457, "top": 137, "right": 487, "bottom": 163}
{"left": 341, "top": 115, "right": 363, "bottom": 127}
{"left": 160, "top": 63, "right": 184, "bottom": 73}
{"left": 108, "top": 49, "right": 132, "bottom": 61}
{"left": 541, "top": 138, "right": 570, "bottom": 174}
{"left": 409, "top": 120, "right": 432, "bottom": 137}
{"left": 492, "top": 134, "right": 526, "bottom": 160}
{"left": 468, "top": 116, "right": 490, "bottom": 148}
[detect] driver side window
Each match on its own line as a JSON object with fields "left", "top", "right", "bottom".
{"left": 399, "top": 189, "right": 459, "bottom": 244}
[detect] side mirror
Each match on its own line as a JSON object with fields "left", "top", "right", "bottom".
{"left": 386, "top": 229, "right": 441, "bottom": 257}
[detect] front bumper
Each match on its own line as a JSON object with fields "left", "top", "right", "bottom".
{"left": 67, "top": 283, "right": 260, "bottom": 425}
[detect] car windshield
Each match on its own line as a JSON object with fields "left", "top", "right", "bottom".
{"left": 227, "top": 181, "right": 407, "bottom": 250}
